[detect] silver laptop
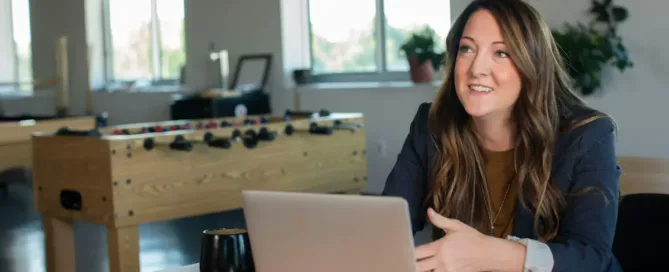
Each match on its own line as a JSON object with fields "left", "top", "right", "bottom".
{"left": 242, "top": 190, "right": 417, "bottom": 272}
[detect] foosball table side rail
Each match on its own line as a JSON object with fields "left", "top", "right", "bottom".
{"left": 0, "top": 115, "right": 103, "bottom": 172}
{"left": 99, "top": 113, "right": 285, "bottom": 136}
{"left": 32, "top": 113, "right": 368, "bottom": 228}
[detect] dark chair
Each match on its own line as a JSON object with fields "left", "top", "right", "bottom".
{"left": 612, "top": 193, "right": 669, "bottom": 271}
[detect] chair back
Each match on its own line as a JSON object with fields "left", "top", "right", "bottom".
{"left": 612, "top": 193, "right": 669, "bottom": 270}
{"left": 613, "top": 156, "right": 669, "bottom": 270}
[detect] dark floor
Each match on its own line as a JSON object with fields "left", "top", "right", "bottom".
{"left": 0, "top": 181, "right": 247, "bottom": 272}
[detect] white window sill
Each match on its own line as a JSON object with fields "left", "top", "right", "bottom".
{"left": 296, "top": 80, "right": 443, "bottom": 92}
{"left": 0, "top": 90, "right": 52, "bottom": 99}
{"left": 94, "top": 84, "right": 193, "bottom": 93}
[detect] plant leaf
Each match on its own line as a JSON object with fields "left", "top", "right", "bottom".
{"left": 612, "top": 7, "right": 628, "bottom": 22}
{"left": 589, "top": 0, "right": 603, "bottom": 13}
{"left": 590, "top": 1, "right": 609, "bottom": 22}
{"left": 595, "top": 12, "right": 610, "bottom": 23}
{"left": 550, "top": 0, "right": 632, "bottom": 96}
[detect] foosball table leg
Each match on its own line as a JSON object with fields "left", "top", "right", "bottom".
{"left": 43, "top": 216, "right": 75, "bottom": 272}
{"left": 107, "top": 225, "right": 140, "bottom": 272}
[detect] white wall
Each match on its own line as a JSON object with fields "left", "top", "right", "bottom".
{"left": 92, "top": 91, "right": 178, "bottom": 125}
{"left": 537, "top": 0, "right": 669, "bottom": 158}
{"left": 30, "top": 0, "right": 89, "bottom": 115}
{"left": 184, "top": 0, "right": 290, "bottom": 115}
{"left": 85, "top": 0, "right": 105, "bottom": 89}
{"left": 279, "top": 0, "right": 310, "bottom": 109}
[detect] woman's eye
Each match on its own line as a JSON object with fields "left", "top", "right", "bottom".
{"left": 496, "top": 50, "right": 509, "bottom": 58}
{"left": 459, "top": 45, "right": 472, "bottom": 53}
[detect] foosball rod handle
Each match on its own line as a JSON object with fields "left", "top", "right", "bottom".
{"left": 309, "top": 126, "right": 332, "bottom": 135}
{"left": 283, "top": 124, "right": 332, "bottom": 135}
{"left": 208, "top": 138, "right": 232, "bottom": 149}
{"left": 169, "top": 135, "right": 193, "bottom": 151}
{"left": 56, "top": 127, "right": 102, "bottom": 137}
{"left": 143, "top": 135, "right": 193, "bottom": 151}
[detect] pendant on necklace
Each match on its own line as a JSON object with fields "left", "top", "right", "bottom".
{"left": 490, "top": 227, "right": 494, "bottom": 236}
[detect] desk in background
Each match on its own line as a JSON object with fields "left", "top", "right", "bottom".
{"left": 170, "top": 90, "right": 271, "bottom": 120}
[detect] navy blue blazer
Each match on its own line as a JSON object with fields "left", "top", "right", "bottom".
{"left": 382, "top": 103, "right": 623, "bottom": 272}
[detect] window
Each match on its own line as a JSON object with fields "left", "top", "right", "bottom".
{"left": 104, "top": 0, "right": 185, "bottom": 84}
{"left": 11, "top": 0, "right": 32, "bottom": 85}
{"left": 308, "top": 0, "right": 450, "bottom": 81}
{"left": 0, "top": 0, "right": 32, "bottom": 92}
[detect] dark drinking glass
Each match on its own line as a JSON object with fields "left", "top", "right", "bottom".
{"left": 199, "top": 228, "right": 255, "bottom": 272}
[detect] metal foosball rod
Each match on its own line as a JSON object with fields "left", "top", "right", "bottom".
{"left": 140, "top": 126, "right": 280, "bottom": 152}
{"left": 105, "top": 115, "right": 273, "bottom": 136}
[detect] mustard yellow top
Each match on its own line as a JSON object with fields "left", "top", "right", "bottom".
{"left": 483, "top": 148, "right": 517, "bottom": 238}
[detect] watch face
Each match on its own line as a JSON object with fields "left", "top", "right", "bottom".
{"left": 234, "top": 104, "right": 248, "bottom": 118}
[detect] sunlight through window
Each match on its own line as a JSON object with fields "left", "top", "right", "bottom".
{"left": 11, "top": 0, "right": 32, "bottom": 88}
{"left": 384, "top": 0, "right": 450, "bottom": 71}
{"left": 308, "top": 0, "right": 450, "bottom": 77}
{"left": 107, "top": 0, "right": 185, "bottom": 82}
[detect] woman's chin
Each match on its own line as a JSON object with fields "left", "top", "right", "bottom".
{"left": 462, "top": 106, "right": 492, "bottom": 118}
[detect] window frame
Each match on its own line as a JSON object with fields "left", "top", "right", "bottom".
{"left": 101, "top": 0, "right": 183, "bottom": 86}
{"left": 306, "top": 0, "right": 414, "bottom": 83}
{"left": 9, "top": 0, "right": 19, "bottom": 85}
{"left": 1, "top": 0, "right": 33, "bottom": 92}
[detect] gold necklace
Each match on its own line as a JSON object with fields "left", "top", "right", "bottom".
{"left": 481, "top": 181, "right": 512, "bottom": 236}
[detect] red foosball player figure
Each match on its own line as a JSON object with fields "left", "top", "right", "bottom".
{"left": 207, "top": 120, "right": 217, "bottom": 129}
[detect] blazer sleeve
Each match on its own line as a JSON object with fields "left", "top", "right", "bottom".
{"left": 381, "top": 103, "right": 431, "bottom": 235}
{"left": 548, "top": 118, "right": 622, "bottom": 272}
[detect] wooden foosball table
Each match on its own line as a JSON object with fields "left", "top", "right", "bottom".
{"left": 0, "top": 115, "right": 106, "bottom": 197}
{"left": 31, "top": 111, "right": 368, "bottom": 272}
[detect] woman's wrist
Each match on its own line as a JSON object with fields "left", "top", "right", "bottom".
{"left": 481, "top": 236, "right": 526, "bottom": 272}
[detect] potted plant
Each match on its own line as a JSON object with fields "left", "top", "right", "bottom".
{"left": 551, "top": 0, "right": 633, "bottom": 96}
{"left": 400, "top": 26, "right": 445, "bottom": 83}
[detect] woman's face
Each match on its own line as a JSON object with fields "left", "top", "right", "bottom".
{"left": 454, "top": 9, "right": 522, "bottom": 121}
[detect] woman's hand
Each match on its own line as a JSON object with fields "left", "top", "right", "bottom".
{"left": 415, "top": 208, "right": 493, "bottom": 272}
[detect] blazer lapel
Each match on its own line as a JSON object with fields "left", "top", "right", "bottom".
{"left": 512, "top": 199, "right": 536, "bottom": 239}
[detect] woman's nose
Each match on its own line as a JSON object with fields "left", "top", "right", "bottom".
{"left": 468, "top": 53, "right": 491, "bottom": 77}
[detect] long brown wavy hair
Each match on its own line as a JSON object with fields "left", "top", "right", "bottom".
{"left": 428, "top": 0, "right": 607, "bottom": 242}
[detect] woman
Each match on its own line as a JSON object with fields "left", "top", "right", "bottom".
{"left": 382, "top": 0, "right": 622, "bottom": 271}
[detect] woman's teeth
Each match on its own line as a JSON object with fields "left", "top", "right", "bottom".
{"left": 470, "top": 85, "right": 492, "bottom": 93}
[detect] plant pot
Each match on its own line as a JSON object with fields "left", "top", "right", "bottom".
{"left": 408, "top": 55, "right": 434, "bottom": 83}
{"left": 292, "top": 69, "right": 310, "bottom": 85}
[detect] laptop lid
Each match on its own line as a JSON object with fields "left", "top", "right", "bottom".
{"left": 242, "top": 190, "right": 416, "bottom": 272}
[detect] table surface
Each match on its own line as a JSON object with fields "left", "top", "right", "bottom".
{"left": 155, "top": 263, "right": 198, "bottom": 272}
